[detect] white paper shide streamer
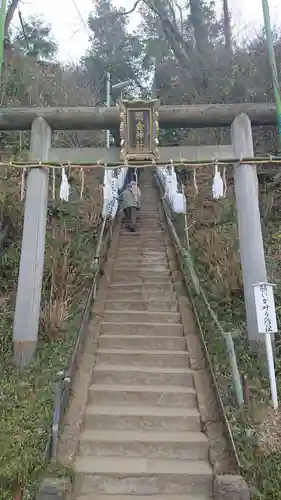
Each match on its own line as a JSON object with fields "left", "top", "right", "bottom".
{"left": 156, "top": 164, "right": 186, "bottom": 214}
{"left": 102, "top": 166, "right": 128, "bottom": 219}
{"left": 60, "top": 167, "right": 70, "bottom": 201}
{"left": 212, "top": 164, "right": 224, "bottom": 200}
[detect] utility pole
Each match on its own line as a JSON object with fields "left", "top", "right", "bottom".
{"left": 105, "top": 75, "right": 133, "bottom": 148}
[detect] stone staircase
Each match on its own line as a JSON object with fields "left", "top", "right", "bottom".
{"left": 73, "top": 172, "right": 214, "bottom": 499}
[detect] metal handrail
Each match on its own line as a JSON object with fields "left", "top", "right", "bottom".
{"left": 154, "top": 172, "right": 241, "bottom": 469}
{"left": 46, "top": 217, "right": 113, "bottom": 463}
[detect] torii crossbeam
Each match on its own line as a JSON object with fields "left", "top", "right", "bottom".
{"left": 0, "top": 102, "right": 276, "bottom": 130}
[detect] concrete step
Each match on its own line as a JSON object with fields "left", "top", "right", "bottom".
{"left": 113, "top": 266, "right": 169, "bottom": 273}
{"left": 115, "top": 252, "right": 166, "bottom": 258}
{"left": 117, "top": 244, "right": 165, "bottom": 250}
{"left": 114, "top": 265, "right": 169, "bottom": 272}
{"left": 118, "top": 238, "right": 165, "bottom": 243}
{"left": 79, "top": 429, "right": 209, "bottom": 460}
{"left": 106, "top": 292, "right": 176, "bottom": 302}
{"left": 76, "top": 495, "right": 212, "bottom": 500}
{"left": 114, "top": 257, "right": 168, "bottom": 264}
{"left": 135, "top": 221, "right": 161, "bottom": 225}
{"left": 114, "top": 258, "right": 168, "bottom": 266}
{"left": 98, "top": 335, "right": 185, "bottom": 351}
{"left": 92, "top": 365, "right": 194, "bottom": 386}
{"left": 101, "top": 322, "right": 182, "bottom": 336}
{"left": 118, "top": 235, "right": 164, "bottom": 241}
{"left": 128, "top": 225, "right": 163, "bottom": 230}
{"left": 88, "top": 384, "right": 197, "bottom": 407}
{"left": 105, "top": 301, "right": 178, "bottom": 312}
{"left": 130, "top": 222, "right": 161, "bottom": 226}
{"left": 120, "top": 229, "right": 163, "bottom": 234}
{"left": 112, "top": 270, "right": 171, "bottom": 280}
{"left": 96, "top": 349, "right": 189, "bottom": 367}
{"left": 103, "top": 311, "right": 181, "bottom": 324}
{"left": 74, "top": 456, "right": 213, "bottom": 495}
{"left": 111, "top": 278, "right": 172, "bottom": 286}
{"left": 108, "top": 283, "right": 174, "bottom": 293}
{"left": 134, "top": 227, "right": 162, "bottom": 231}
{"left": 137, "top": 216, "right": 160, "bottom": 219}
{"left": 117, "top": 245, "right": 166, "bottom": 251}
{"left": 115, "top": 250, "right": 167, "bottom": 257}
{"left": 139, "top": 210, "right": 159, "bottom": 213}
{"left": 120, "top": 232, "right": 163, "bottom": 237}
{"left": 84, "top": 405, "right": 201, "bottom": 432}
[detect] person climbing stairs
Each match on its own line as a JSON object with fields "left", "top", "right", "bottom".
{"left": 73, "top": 170, "right": 214, "bottom": 499}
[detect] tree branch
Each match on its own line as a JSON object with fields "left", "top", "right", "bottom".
{"left": 117, "top": 0, "right": 142, "bottom": 16}
{"left": 4, "top": 0, "right": 20, "bottom": 39}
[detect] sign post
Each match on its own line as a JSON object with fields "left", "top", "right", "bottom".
{"left": 253, "top": 282, "right": 278, "bottom": 410}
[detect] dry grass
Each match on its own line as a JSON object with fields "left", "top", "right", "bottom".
{"left": 182, "top": 168, "right": 281, "bottom": 499}
{"left": 0, "top": 167, "right": 104, "bottom": 498}
{"left": 193, "top": 226, "right": 242, "bottom": 300}
{"left": 257, "top": 408, "right": 281, "bottom": 454}
{"left": 185, "top": 168, "right": 242, "bottom": 301}
{"left": 41, "top": 237, "right": 78, "bottom": 336}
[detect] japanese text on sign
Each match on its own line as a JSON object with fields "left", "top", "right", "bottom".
{"left": 253, "top": 283, "right": 278, "bottom": 334}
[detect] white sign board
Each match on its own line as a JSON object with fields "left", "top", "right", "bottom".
{"left": 253, "top": 282, "right": 278, "bottom": 334}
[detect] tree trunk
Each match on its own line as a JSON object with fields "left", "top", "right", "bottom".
{"left": 189, "top": 0, "right": 209, "bottom": 54}
{"left": 5, "top": 0, "right": 20, "bottom": 40}
{"left": 222, "top": 0, "right": 232, "bottom": 54}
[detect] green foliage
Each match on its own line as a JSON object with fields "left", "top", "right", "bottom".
{"left": 82, "top": 0, "right": 146, "bottom": 102}
{"left": 184, "top": 184, "right": 281, "bottom": 500}
{"left": 0, "top": 171, "right": 102, "bottom": 498}
{"left": 13, "top": 16, "right": 57, "bottom": 59}
{"left": 0, "top": 333, "right": 76, "bottom": 499}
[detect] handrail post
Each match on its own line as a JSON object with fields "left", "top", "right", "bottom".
{"left": 13, "top": 117, "right": 51, "bottom": 368}
{"left": 225, "top": 332, "right": 244, "bottom": 407}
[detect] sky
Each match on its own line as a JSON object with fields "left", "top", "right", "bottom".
{"left": 16, "top": 0, "right": 281, "bottom": 62}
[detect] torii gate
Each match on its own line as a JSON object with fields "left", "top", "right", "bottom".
{"left": 8, "top": 100, "right": 276, "bottom": 367}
